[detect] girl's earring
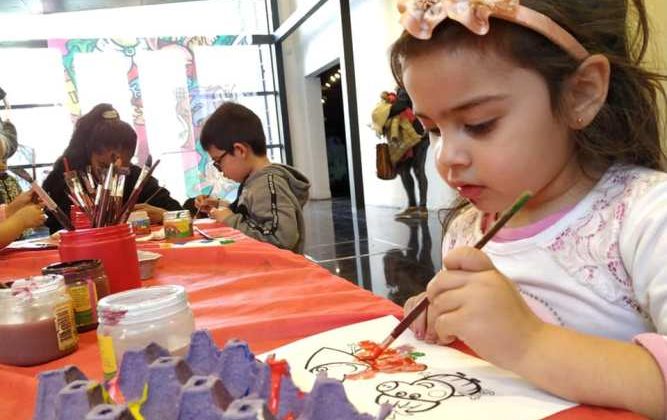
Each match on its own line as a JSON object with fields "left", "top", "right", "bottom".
{"left": 576, "top": 117, "right": 584, "bottom": 126}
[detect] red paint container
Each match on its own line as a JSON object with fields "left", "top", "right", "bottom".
{"left": 59, "top": 224, "right": 141, "bottom": 294}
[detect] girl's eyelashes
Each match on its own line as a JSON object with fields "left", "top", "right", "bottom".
{"left": 464, "top": 119, "right": 497, "bottom": 136}
{"left": 422, "top": 117, "right": 498, "bottom": 139}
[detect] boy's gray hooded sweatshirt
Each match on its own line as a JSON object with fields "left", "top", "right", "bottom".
{"left": 222, "top": 163, "right": 310, "bottom": 253}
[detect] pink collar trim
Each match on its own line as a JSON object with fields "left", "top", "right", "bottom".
{"left": 490, "top": 205, "right": 574, "bottom": 242}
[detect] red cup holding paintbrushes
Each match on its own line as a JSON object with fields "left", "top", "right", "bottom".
{"left": 59, "top": 224, "right": 141, "bottom": 294}
{"left": 70, "top": 205, "right": 92, "bottom": 230}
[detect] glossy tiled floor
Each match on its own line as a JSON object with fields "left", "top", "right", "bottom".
{"left": 302, "top": 198, "right": 443, "bottom": 306}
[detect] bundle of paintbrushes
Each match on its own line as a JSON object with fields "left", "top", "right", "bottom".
{"left": 64, "top": 155, "right": 161, "bottom": 228}
{"left": 12, "top": 156, "right": 161, "bottom": 231}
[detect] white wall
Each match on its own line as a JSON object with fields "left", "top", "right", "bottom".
{"left": 279, "top": 0, "right": 332, "bottom": 200}
{"left": 281, "top": 0, "right": 456, "bottom": 208}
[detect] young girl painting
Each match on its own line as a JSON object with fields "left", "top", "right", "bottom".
{"left": 395, "top": 1, "right": 667, "bottom": 418}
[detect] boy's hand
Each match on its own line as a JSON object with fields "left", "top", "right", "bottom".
{"left": 6, "top": 190, "right": 37, "bottom": 217}
{"left": 194, "top": 195, "right": 220, "bottom": 214}
{"left": 426, "top": 246, "right": 544, "bottom": 369}
{"left": 133, "top": 203, "right": 166, "bottom": 224}
{"left": 210, "top": 207, "right": 233, "bottom": 223}
{"left": 11, "top": 204, "right": 46, "bottom": 230}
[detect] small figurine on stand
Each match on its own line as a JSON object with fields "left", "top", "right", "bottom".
{"left": 371, "top": 87, "right": 429, "bottom": 219}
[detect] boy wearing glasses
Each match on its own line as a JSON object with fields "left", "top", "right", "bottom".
{"left": 196, "top": 102, "right": 310, "bottom": 253}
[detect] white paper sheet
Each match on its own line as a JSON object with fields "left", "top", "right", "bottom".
{"left": 261, "top": 316, "right": 576, "bottom": 420}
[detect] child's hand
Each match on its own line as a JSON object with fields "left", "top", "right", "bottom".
{"left": 11, "top": 204, "right": 46, "bottom": 230}
{"left": 403, "top": 286, "right": 456, "bottom": 345}
{"left": 426, "top": 246, "right": 544, "bottom": 369}
{"left": 6, "top": 190, "right": 37, "bottom": 217}
{"left": 404, "top": 292, "right": 428, "bottom": 339}
{"left": 210, "top": 207, "right": 233, "bottom": 223}
{"left": 194, "top": 195, "right": 220, "bottom": 214}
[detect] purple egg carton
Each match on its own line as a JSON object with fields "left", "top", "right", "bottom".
{"left": 33, "top": 330, "right": 391, "bottom": 420}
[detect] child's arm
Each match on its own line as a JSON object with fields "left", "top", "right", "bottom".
{"left": 211, "top": 174, "right": 301, "bottom": 251}
{"left": 510, "top": 322, "right": 664, "bottom": 420}
{"left": 0, "top": 204, "right": 45, "bottom": 248}
{"left": 423, "top": 247, "right": 664, "bottom": 420}
{"left": 5, "top": 190, "right": 35, "bottom": 216}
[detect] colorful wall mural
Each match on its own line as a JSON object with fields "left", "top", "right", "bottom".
{"left": 47, "top": 35, "right": 257, "bottom": 199}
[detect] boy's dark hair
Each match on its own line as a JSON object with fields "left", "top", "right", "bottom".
{"left": 200, "top": 102, "right": 267, "bottom": 156}
{"left": 54, "top": 103, "right": 137, "bottom": 172}
{"left": 391, "top": 0, "right": 666, "bottom": 173}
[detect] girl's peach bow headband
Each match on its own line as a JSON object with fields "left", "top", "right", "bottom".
{"left": 398, "top": 0, "right": 590, "bottom": 61}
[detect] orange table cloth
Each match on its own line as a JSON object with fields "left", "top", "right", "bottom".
{"left": 0, "top": 224, "right": 643, "bottom": 419}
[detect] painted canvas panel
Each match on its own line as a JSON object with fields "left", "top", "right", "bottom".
{"left": 262, "top": 316, "right": 575, "bottom": 420}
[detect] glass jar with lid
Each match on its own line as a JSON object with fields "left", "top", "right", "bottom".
{"left": 163, "top": 210, "right": 193, "bottom": 240}
{"left": 128, "top": 210, "right": 151, "bottom": 236}
{"left": 0, "top": 275, "right": 79, "bottom": 366}
{"left": 42, "top": 259, "right": 110, "bottom": 333}
{"left": 96, "top": 285, "right": 195, "bottom": 379}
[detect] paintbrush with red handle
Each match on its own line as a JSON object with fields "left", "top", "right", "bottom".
{"left": 369, "top": 191, "right": 533, "bottom": 360}
{"left": 114, "top": 155, "right": 152, "bottom": 222}
{"left": 117, "top": 159, "right": 161, "bottom": 224}
{"left": 93, "top": 163, "right": 114, "bottom": 227}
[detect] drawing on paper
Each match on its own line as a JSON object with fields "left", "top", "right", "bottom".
{"left": 271, "top": 316, "right": 574, "bottom": 420}
{"left": 304, "top": 345, "right": 371, "bottom": 381}
{"left": 376, "top": 372, "right": 490, "bottom": 417}
{"left": 303, "top": 342, "right": 492, "bottom": 417}
{"left": 304, "top": 341, "right": 427, "bottom": 381}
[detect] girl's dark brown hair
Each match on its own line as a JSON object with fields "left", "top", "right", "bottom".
{"left": 391, "top": 0, "right": 667, "bottom": 235}
{"left": 52, "top": 103, "right": 137, "bottom": 173}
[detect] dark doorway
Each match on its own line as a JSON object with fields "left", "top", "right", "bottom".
{"left": 320, "top": 65, "right": 350, "bottom": 198}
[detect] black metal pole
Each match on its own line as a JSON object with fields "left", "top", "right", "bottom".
{"left": 339, "top": 0, "right": 371, "bottom": 290}
{"left": 270, "top": 0, "right": 294, "bottom": 165}
{"left": 339, "top": 0, "right": 365, "bottom": 210}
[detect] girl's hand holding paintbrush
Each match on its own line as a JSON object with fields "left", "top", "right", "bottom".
{"left": 406, "top": 246, "right": 543, "bottom": 369}
{"left": 401, "top": 192, "right": 542, "bottom": 369}
{"left": 0, "top": 197, "right": 46, "bottom": 249}
{"left": 5, "top": 190, "right": 39, "bottom": 217}
{"left": 9, "top": 203, "right": 46, "bottom": 230}
{"left": 4, "top": 189, "right": 46, "bottom": 228}
{"left": 0, "top": 205, "right": 45, "bottom": 249}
